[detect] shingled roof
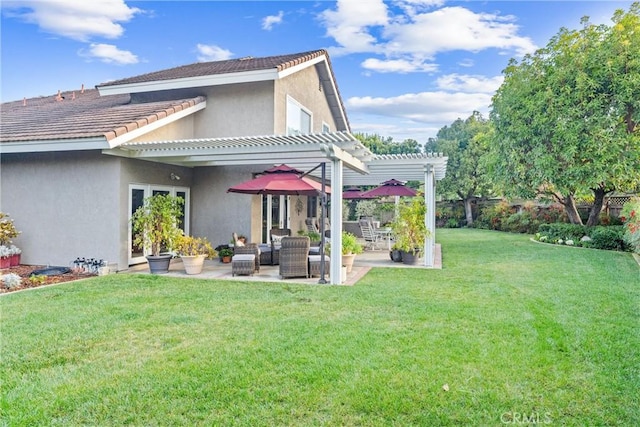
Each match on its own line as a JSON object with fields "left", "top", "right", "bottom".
{"left": 0, "top": 88, "right": 205, "bottom": 144}
{"left": 99, "top": 50, "right": 328, "bottom": 88}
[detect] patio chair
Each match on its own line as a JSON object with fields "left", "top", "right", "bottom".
{"left": 305, "top": 218, "right": 319, "bottom": 234}
{"left": 279, "top": 236, "right": 310, "bottom": 279}
{"left": 359, "top": 219, "right": 382, "bottom": 250}
{"left": 232, "top": 243, "right": 260, "bottom": 276}
{"left": 269, "top": 228, "right": 291, "bottom": 265}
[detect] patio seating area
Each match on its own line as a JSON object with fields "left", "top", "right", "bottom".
{"left": 125, "top": 244, "right": 442, "bottom": 285}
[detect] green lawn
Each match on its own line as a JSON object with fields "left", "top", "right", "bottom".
{"left": 2, "top": 229, "right": 638, "bottom": 426}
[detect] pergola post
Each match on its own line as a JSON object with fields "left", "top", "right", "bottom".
{"left": 424, "top": 164, "right": 435, "bottom": 267}
{"left": 329, "top": 158, "right": 343, "bottom": 284}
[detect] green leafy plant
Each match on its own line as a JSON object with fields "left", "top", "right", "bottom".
{"left": 130, "top": 194, "right": 184, "bottom": 257}
{"left": 326, "top": 231, "right": 363, "bottom": 255}
{"left": 392, "top": 196, "right": 430, "bottom": 255}
{"left": 175, "top": 235, "right": 217, "bottom": 258}
{"left": 0, "top": 212, "right": 20, "bottom": 246}
{"left": 219, "top": 248, "right": 233, "bottom": 258}
{"left": 297, "top": 230, "right": 322, "bottom": 243}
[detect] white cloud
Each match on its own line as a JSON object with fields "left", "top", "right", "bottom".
{"left": 196, "top": 44, "right": 233, "bottom": 62}
{"left": 262, "top": 11, "right": 284, "bottom": 31}
{"left": 361, "top": 57, "right": 437, "bottom": 73}
{"left": 458, "top": 58, "right": 475, "bottom": 68}
{"left": 80, "top": 43, "right": 138, "bottom": 64}
{"left": 436, "top": 74, "right": 503, "bottom": 93}
{"left": 383, "top": 7, "right": 537, "bottom": 57}
{"left": 319, "top": 1, "right": 537, "bottom": 68}
{"left": 347, "top": 91, "right": 492, "bottom": 125}
{"left": 2, "top": 0, "right": 141, "bottom": 42}
{"left": 319, "top": 0, "right": 389, "bottom": 55}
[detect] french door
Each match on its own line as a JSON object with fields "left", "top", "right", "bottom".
{"left": 129, "top": 184, "right": 190, "bottom": 265}
{"left": 261, "top": 195, "right": 290, "bottom": 243}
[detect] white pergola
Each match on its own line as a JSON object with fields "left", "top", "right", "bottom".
{"left": 107, "top": 131, "right": 448, "bottom": 284}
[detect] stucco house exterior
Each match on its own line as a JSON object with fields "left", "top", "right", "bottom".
{"left": 1, "top": 49, "right": 447, "bottom": 284}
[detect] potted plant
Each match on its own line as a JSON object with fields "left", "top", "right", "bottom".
{"left": 219, "top": 247, "right": 233, "bottom": 263}
{"left": 130, "top": 194, "right": 184, "bottom": 274}
{"left": 297, "top": 230, "right": 322, "bottom": 246}
{"left": 175, "top": 235, "right": 217, "bottom": 275}
{"left": 389, "top": 243, "right": 403, "bottom": 262}
{"left": 391, "top": 196, "right": 430, "bottom": 265}
{"left": 327, "top": 231, "right": 363, "bottom": 273}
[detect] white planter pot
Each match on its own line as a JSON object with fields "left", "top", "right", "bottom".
{"left": 341, "top": 266, "right": 348, "bottom": 283}
{"left": 181, "top": 254, "right": 206, "bottom": 275}
{"left": 342, "top": 253, "right": 356, "bottom": 273}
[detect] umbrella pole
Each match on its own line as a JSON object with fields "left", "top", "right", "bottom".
{"left": 319, "top": 162, "right": 327, "bottom": 284}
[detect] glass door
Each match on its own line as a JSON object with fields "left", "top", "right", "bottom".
{"left": 261, "top": 195, "right": 290, "bottom": 243}
{"left": 129, "top": 184, "right": 189, "bottom": 265}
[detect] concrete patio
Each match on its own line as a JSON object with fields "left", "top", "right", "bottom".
{"left": 126, "top": 244, "right": 441, "bottom": 286}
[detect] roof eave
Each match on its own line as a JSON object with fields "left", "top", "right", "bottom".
{"left": 97, "top": 69, "right": 279, "bottom": 96}
{"left": 0, "top": 137, "right": 109, "bottom": 154}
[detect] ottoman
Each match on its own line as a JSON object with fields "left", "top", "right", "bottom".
{"left": 308, "top": 255, "right": 330, "bottom": 278}
{"left": 232, "top": 254, "right": 256, "bottom": 276}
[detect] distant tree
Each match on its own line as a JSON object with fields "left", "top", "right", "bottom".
{"left": 431, "top": 112, "right": 494, "bottom": 225}
{"left": 490, "top": 3, "right": 640, "bottom": 226}
{"left": 354, "top": 133, "right": 422, "bottom": 155}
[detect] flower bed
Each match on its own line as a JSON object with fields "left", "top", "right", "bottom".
{"left": 0, "top": 265, "right": 95, "bottom": 294}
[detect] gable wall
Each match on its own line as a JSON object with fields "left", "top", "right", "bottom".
{"left": 129, "top": 114, "right": 196, "bottom": 142}
{"left": 193, "top": 81, "right": 275, "bottom": 138}
{"left": 274, "top": 65, "right": 340, "bottom": 134}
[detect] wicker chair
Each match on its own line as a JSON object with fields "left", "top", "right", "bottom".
{"left": 269, "top": 228, "right": 291, "bottom": 265}
{"left": 279, "top": 236, "right": 310, "bottom": 279}
{"left": 232, "top": 243, "right": 260, "bottom": 275}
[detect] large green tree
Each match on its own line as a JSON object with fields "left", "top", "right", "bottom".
{"left": 429, "top": 112, "right": 493, "bottom": 225}
{"left": 490, "top": 3, "right": 640, "bottom": 226}
{"left": 354, "top": 133, "right": 422, "bottom": 155}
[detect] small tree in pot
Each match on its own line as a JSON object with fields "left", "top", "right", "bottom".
{"left": 175, "top": 235, "right": 217, "bottom": 275}
{"left": 391, "top": 196, "right": 430, "bottom": 265}
{"left": 130, "top": 194, "right": 184, "bottom": 274}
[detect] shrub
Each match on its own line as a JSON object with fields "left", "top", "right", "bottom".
{"left": 2, "top": 273, "right": 22, "bottom": 289}
{"left": 620, "top": 197, "right": 640, "bottom": 254}
{"left": 585, "top": 226, "right": 629, "bottom": 251}
{"left": 537, "top": 223, "right": 587, "bottom": 243}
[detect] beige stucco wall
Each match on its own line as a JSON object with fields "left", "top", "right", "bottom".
{"left": 274, "top": 65, "right": 341, "bottom": 134}
{"left": 131, "top": 114, "right": 195, "bottom": 142}
{"left": 0, "top": 151, "right": 122, "bottom": 268}
{"left": 193, "top": 82, "right": 275, "bottom": 138}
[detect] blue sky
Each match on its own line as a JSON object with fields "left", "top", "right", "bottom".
{"left": 1, "top": 0, "right": 634, "bottom": 142}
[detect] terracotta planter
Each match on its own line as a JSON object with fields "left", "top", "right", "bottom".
{"left": 10, "top": 253, "right": 21, "bottom": 266}
{"left": 221, "top": 256, "right": 231, "bottom": 264}
{"left": 0, "top": 257, "right": 10, "bottom": 269}
{"left": 181, "top": 254, "right": 206, "bottom": 275}
{"left": 342, "top": 253, "right": 356, "bottom": 273}
{"left": 146, "top": 254, "right": 173, "bottom": 274}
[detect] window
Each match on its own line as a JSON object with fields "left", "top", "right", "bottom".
{"left": 286, "top": 96, "right": 312, "bottom": 136}
{"left": 322, "top": 122, "right": 330, "bottom": 133}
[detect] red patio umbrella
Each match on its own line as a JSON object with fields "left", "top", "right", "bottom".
{"left": 342, "top": 186, "right": 374, "bottom": 199}
{"left": 227, "top": 164, "right": 331, "bottom": 196}
{"left": 361, "top": 179, "right": 417, "bottom": 217}
{"left": 360, "top": 179, "right": 417, "bottom": 198}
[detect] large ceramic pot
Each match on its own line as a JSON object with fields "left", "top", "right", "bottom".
{"left": 390, "top": 249, "right": 403, "bottom": 263}
{"left": 146, "top": 254, "right": 173, "bottom": 274}
{"left": 401, "top": 250, "right": 422, "bottom": 266}
{"left": 342, "top": 253, "right": 356, "bottom": 273}
{"left": 181, "top": 254, "right": 206, "bottom": 275}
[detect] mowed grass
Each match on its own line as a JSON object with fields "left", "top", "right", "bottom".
{"left": 1, "top": 229, "right": 638, "bottom": 426}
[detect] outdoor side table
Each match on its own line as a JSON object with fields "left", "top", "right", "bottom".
{"left": 232, "top": 254, "right": 256, "bottom": 276}
{"left": 308, "top": 255, "right": 330, "bottom": 278}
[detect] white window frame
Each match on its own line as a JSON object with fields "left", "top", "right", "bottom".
{"left": 286, "top": 95, "right": 312, "bottom": 136}
{"left": 322, "top": 122, "right": 331, "bottom": 133}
